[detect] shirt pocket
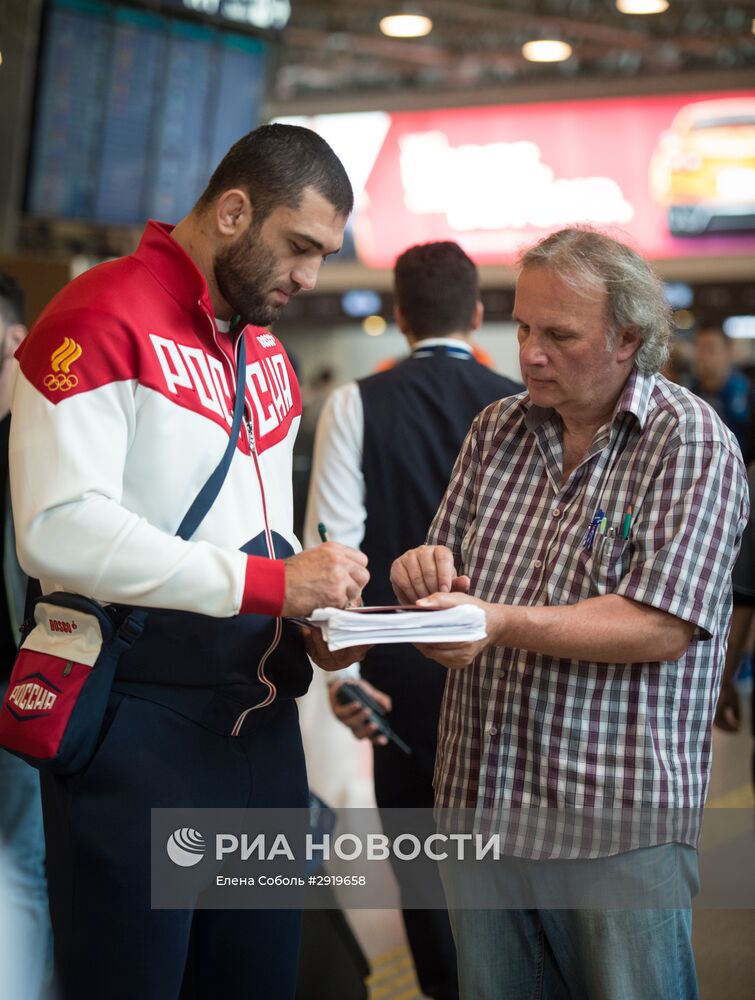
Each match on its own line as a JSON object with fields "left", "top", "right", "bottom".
{"left": 585, "top": 536, "right": 629, "bottom": 595}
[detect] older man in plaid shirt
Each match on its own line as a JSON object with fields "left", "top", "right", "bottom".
{"left": 391, "top": 228, "right": 748, "bottom": 1000}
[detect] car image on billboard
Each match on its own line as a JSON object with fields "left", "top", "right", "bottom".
{"left": 650, "top": 97, "right": 755, "bottom": 237}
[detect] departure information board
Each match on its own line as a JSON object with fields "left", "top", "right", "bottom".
{"left": 26, "top": 0, "right": 267, "bottom": 225}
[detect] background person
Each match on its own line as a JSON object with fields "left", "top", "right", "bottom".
{"left": 714, "top": 460, "right": 755, "bottom": 783}
{"left": 0, "top": 272, "right": 54, "bottom": 1000}
{"left": 9, "top": 124, "right": 370, "bottom": 1000}
{"left": 391, "top": 228, "right": 748, "bottom": 1000}
{"left": 304, "top": 241, "right": 522, "bottom": 1000}
{"left": 691, "top": 325, "right": 755, "bottom": 461}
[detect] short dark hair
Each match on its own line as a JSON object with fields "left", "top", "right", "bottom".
{"left": 196, "top": 123, "right": 353, "bottom": 224}
{"left": 394, "top": 242, "right": 479, "bottom": 339}
{"left": 0, "top": 272, "right": 24, "bottom": 327}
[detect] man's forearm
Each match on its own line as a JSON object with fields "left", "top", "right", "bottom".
{"left": 487, "top": 594, "right": 695, "bottom": 664}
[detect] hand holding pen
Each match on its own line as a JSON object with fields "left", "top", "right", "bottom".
{"left": 317, "top": 523, "right": 361, "bottom": 608}
{"left": 294, "top": 523, "right": 372, "bottom": 668}
{"left": 280, "top": 528, "right": 368, "bottom": 617}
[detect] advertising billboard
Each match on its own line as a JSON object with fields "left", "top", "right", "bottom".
{"left": 282, "top": 90, "right": 755, "bottom": 267}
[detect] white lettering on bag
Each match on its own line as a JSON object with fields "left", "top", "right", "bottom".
{"left": 9, "top": 682, "right": 57, "bottom": 712}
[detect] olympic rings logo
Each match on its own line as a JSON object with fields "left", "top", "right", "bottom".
{"left": 44, "top": 337, "right": 83, "bottom": 393}
{"left": 44, "top": 373, "right": 79, "bottom": 392}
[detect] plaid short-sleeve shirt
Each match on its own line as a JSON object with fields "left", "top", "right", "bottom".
{"left": 429, "top": 370, "right": 749, "bottom": 858}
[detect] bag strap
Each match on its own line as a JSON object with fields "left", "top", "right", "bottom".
{"left": 21, "top": 577, "right": 41, "bottom": 634}
{"left": 27, "top": 329, "right": 249, "bottom": 645}
{"left": 176, "top": 331, "right": 247, "bottom": 540}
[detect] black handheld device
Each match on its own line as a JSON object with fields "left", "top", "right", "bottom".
{"left": 336, "top": 682, "right": 412, "bottom": 755}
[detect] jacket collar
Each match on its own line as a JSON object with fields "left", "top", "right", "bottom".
{"left": 410, "top": 337, "right": 473, "bottom": 356}
{"left": 133, "top": 220, "right": 215, "bottom": 317}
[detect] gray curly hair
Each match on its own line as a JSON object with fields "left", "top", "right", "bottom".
{"left": 518, "top": 227, "right": 671, "bottom": 375}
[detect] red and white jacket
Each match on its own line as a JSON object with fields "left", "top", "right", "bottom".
{"left": 10, "top": 221, "right": 310, "bottom": 721}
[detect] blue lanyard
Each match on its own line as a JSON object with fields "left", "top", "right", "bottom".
{"left": 411, "top": 344, "right": 472, "bottom": 361}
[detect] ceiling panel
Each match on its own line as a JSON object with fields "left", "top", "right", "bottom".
{"left": 270, "top": 1, "right": 755, "bottom": 108}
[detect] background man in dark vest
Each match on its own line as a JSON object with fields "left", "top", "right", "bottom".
{"left": 304, "top": 241, "right": 522, "bottom": 1000}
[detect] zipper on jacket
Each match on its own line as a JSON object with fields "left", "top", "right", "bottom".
{"left": 235, "top": 441, "right": 281, "bottom": 728}
{"left": 231, "top": 317, "right": 281, "bottom": 730}
{"left": 200, "top": 304, "right": 238, "bottom": 430}
{"left": 198, "top": 304, "right": 282, "bottom": 727}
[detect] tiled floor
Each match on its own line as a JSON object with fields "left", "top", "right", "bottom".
{"left": 299, "top": 671, "right": 754, "bottom": 999}
{"left": 694, "top": 681, "right": 754, "bottom": 1000}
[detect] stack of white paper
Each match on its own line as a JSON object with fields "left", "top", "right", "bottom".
{"left": 299, "top": 604, "right": 487, "bottom": 651}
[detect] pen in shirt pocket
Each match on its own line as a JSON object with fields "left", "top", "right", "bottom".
{"left": 622, "top": 505, "right": 633, "bottom": 540}
{"left": 584, "top": 506, "right": 633, "bottom": 548}
{"left": 601, "top": 506, "right": 633, "bottom": 542}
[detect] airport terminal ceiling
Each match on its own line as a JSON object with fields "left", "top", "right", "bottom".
{"left": 1, "top": 0, "right": 754, "bottom": 316}
{"left": 270, "top": 0, "right": 755, "bottom": 109}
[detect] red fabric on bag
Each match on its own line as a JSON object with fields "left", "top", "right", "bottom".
{"left": 0, "top": 649, "right": 90, "bottom": 759}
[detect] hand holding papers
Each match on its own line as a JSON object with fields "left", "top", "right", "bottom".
{"left": 296, "top": 604, "right": 487, "bottom": 652}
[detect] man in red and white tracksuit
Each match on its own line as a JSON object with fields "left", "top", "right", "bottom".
{"left": 9, "top": 124, "right": 370, "bottom": 999}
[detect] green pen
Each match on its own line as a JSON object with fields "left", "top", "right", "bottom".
{"left": 318, "top": 522, "right": 328, "bottom": 543}
{"left": 599, "top": 516, "right": 608, "bottom": 535}
{"left": 622, "top": 505, "right": 633, "bottom": 540}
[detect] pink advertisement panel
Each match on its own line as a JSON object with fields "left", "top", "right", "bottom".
{"left": 347, "top": 90, "right": 755, "bottom": 267}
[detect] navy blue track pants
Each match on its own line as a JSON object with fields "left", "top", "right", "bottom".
{"left": 41, "top": 693, "right": 308, "bottom": 1000}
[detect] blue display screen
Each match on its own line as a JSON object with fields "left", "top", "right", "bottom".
{"left": 26, "top": 0, "right": 267, "bottom": 225}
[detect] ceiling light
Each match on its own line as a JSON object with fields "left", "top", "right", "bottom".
{"left": 616, "top": 1, "right": 669, "bottom": 14}
{"left": 379, "top": 14, "right": 433, "bottom": 38}
{"left": 664, "top": 282, "right": 694, "bottom": 310}
{"left": 723, "top": 316, "right": 755, "bottom": 339}
{"left": 342, "top": 289, "right": 382, "bottom": 318}
{"left": 522, "top": 39, "right": 573, "bottom": 63}
{"left": 673, "top": 309, "right": 695, "bottom": 331}
{"left": 362, "top": 315, "right": 387, "bottom": 336}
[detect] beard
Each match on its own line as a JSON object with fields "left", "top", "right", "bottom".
{"left": 213, "top": 227, "right": 284, "bottom": 327}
